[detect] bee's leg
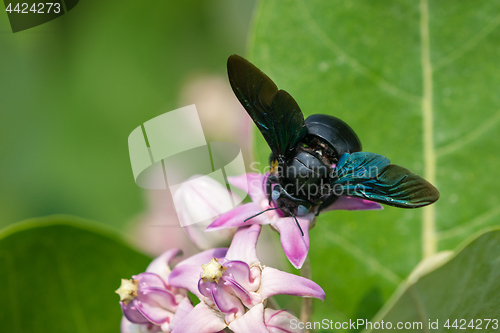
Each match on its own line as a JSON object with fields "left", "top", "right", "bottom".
{"left": 245, "top": 207, "right": 281, "bottom": 222}
{"left": 266, "top": 181, "right": 273, "bottom": 205}
{"left": 266, "top": 175, "right": 279, "bottom": 205}
{"left": 315, "top": 194, "right": 340, "bottom": 216}
{"left": 292, "top": 215, "right": 304, "bottom": 237}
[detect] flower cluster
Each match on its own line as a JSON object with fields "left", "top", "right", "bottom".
{"left": 117, "top": 173, "right": 381, "bottom": 333}
{"left": 118, "top": 224, "right": 323, "bottom": 333}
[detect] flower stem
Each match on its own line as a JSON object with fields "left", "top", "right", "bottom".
{"left": 300, "top": 255, "right": 313, "bottom": 332}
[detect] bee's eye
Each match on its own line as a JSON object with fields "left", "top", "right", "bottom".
{"left": 297, "top": 205, "right": 308, "bottom": 216}
{"left": 272, "top": 190, "right": 280, "bottom": 202}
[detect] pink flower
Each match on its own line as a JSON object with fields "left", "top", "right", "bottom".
{"left": 207, "top": 173, "right": 382, "bottom": 269}
{"left": 116, "top": 248, "right": 228, "bottom": 332}
{"left": 168, "top": 224, "right": 325, "bottom": 333}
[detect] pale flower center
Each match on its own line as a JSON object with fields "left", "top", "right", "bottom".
{"left": 201, "top": 258, "right": 227, "bottom": 283}
{"left": 115, "top": 278, "right": 139, "bottom": 305}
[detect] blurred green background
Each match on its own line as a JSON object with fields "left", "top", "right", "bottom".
{"left": 0, "top": 0, "right": 255, "bottom": 230}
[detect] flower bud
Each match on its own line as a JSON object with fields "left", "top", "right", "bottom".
{"left": 173, "top": 175, "right": 238, "bottom": 250}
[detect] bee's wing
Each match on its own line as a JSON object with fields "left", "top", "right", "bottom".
{"left": 228, "top": 54, "right": 307, "bottom": 159}
{"left": 331, "top": 152, "right": 440, "bottom": 208}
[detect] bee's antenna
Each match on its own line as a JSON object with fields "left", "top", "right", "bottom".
{"left": 292, "top": 215, "right": 304, "bottom": 237}
{"left": 244, "top": 207, "right": 281, "bottom": 223}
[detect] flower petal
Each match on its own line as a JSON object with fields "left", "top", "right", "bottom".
{"left": 207, "top": 203, "right": 270, "bottom": 231}
{"left": 260, "top": 267, "right": 325, "bottom": 301}
{"left": 228, "top": 303, "right": 268, "bottom": 333}
{"left": 209, "top": 282, "right": 245, "bottom": 321}
{"left": 136, "top": 289, "right": 178, "bottom": 324}
{"left": 173, "top": 175, "right": 239, "bottom": 225}
{"left": 120, "top": 316, "right": 162, "bottom": 333}
{"left": 168, "top": 298, "right": 194, "bottom": 333}
{"left": 134, "top": 272, "right": 167, "bottom": 290}
{"left": 225, "top": 224, "right": 262, "bottom": 266}
{"left": 171, "top": 302, "right": 227, "bottom": 333}
{"left": 274, "top": 216, "right": 312, "bottom": 269}
{"left": 142, "top": 287, "right": 180, "bottom": 311}
{"left": 146, "top": 249, "right": 183, "bottom": 280}
{"left": 121, "top": 301, "right": 150, "bottom": 324}
{"left": 175, "top": 248, "right": 228, "bottom": 267}
{"left": 168, "top": 265, "right": 203, "bottom": 298}
{"left": 264, "top": 308, "right": 305, "bottom": 333}
{"left": 228, "top": 173, "right": 267, "bottom": 203}
{"left": 198, "top": 280, "right": 216, "bottom": 299}
{"left": 174, "top": 175, "right": 239, "bottom": 250}
{"left": 324, "top": 196, "right": 383, "bottom": 212}
{"left": 224, "top": 260, "right": 261, "bottom": 292}
{"left": 222, "top": 275, "right": 261, "bottom": 308}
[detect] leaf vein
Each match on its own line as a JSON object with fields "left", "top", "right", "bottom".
{"left": 436, "top": 109, "right": 500, "bottom": 157}
{"left": 0, "top": 253, "right": 23, "bottom": 333}
{"left": 295, "top": 0, "right": 420, "bottom": 105}
{"left": 420, "top": 0, "right": 437, "bottom": 258}
{"left": 57, "top": 251, "right": 91, "bottom": 333}
{"left": 409, "top": 286, "right": 430, "bottom": 333}
{"left": 437, "top": 206, "right": 500, "bottom": 240}
{"left": 326, "top": 231, "right": 402, "bottom": 285}
{"left": 434, "top": 14, "right": 500, "bottom": 71}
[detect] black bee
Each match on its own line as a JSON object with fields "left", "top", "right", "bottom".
{"left": 227, "top": 55, "right": 439, "bottom": 235}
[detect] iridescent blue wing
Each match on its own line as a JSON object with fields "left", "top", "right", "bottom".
{"left": 332, "top": 152, "right": 440, "bottom": 208}
{"left": 227, "top": 55, "right": 307, "bottom": 160}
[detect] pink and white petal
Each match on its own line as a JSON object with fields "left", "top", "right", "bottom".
{"left": 121, "top": 301, "right": 150, "bottom": 324}
{"left": 175, "top": 248, "right": 228, "bottom": 267}
{"left": 224, "top": 261, "right": 261, "bottom": 292}
{"left": 274, "top": 216, "right": 312, "bottom": 269}
{"left": 207, "top": 203, "right": 270, "bottom": 231}
{"left": 146, "top": 248, "right": 183, "bottom": 279}
{"left": 323, "top": 196, "right": 383, "bottom": 212}
{"left": 198, "top": 280, "right": 217, "bottom": 299}
{"left": 225, "top": 224, "right": 262, "bottom": 266}
{"left": 260, "top": 267, "right": 325, "bottom": 301}
{"left": 228, "top": 303, "right": 269, "bottom": 333}
{"left": 168, "top": 265, "right": 203, "bottom": 298}
{"left": 136, "top": 289, "right": 177, "bottom": 324}
{"left": 120, "top": 316, "right": 162, "bottom": 333}
{"left": 264, "top": 309, "right": 305, "bottom": 333}
{"left": 171, "top": 302, "right": 227, "bottom": 333}
{"left": 167, "top": 298, "right": 194, "bottom": 333}
{"left": 222, "top": 275, "right": 262, "bottom": 308}
{"left": 228, "top": 173, "right": 267, "bottom": 203}
{"left": 141, "top": 287, "right": 180, "bottom": 312}
{"left": 209, "top": 282, "right": 245, "bottom": 320}
{"left": 134, "top": 272, "right": 167, "bottom": 289}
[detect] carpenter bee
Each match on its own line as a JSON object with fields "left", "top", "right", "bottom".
{"left": 227, "top": 55, "right": 439, "bottom": 235}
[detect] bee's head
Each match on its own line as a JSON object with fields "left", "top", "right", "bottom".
{"left": 271, "top": 184, "right": 312, "bottom": 217}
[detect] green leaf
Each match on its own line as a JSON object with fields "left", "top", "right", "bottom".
{"left": 0, "top": 215, "right": 152, "bottom": 333}
{"left": 363, "top": 228, "right": 500, "bottom": 333}
{"left": 249, "top": 0, "right": 500, "bottom": 324}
